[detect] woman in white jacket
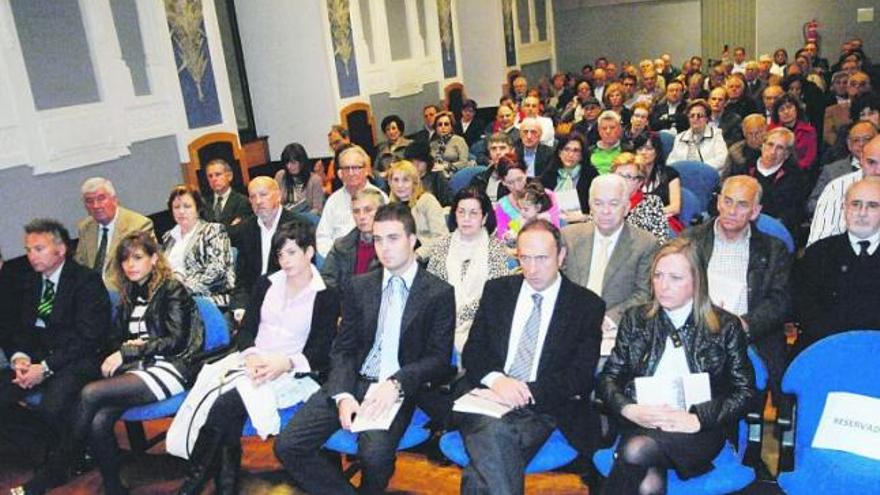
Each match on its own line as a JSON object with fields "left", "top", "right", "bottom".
{"left": 666, "top": 99, "right": 729, "bottom": 171}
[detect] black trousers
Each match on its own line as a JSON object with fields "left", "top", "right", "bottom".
{"left": 274, "top": 378, "right": 416, "bottom": 495}
{"left": 0, "top": 359, "right": 98, "bottom": 463}
{"left": 456, "top": 408, "right": 556, "bottom": 495}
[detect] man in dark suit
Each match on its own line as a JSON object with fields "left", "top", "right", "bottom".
{"left": 684, "top": 176, "right": 792, "bottom": 398}
{"left": 408, "top": 104, "right": 439, "bottom": 143}
{"left": 201, "top": 158, "right": 252, "bottom": 228}
{"left": 515, "top": 117, "right": 554, "bottom": 178}
{"left": 649, "top": 80, "right": 688, "bottom": 133}
{"left": 230, "top": 177, "right": 305, "bottom": 322}
{"left": 455, "top": 99, "right": 485, "bottom": 148}
{"left": 794, "top": 177, "right": 880, "bottom": 354}
{"left": 455, "top": 220, "right": 604, "bottom": 494}
{"left": 0, "top": 219, "right": 111, "bottom": 463}
{"left": 274, "top": 203, "right": 455, "bottom": 494}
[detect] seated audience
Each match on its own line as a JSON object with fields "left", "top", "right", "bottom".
{"left": 768, "top": 94, "right": 817, "bottom": 171}
{"left": 494, "top": 158, "right": 560, "bottom": 242}
{"left": 375, "top": 115, "right": 412, "bottom": 165}
{"left": 824, "top": 71, "right": 872, "bottom": 147}
{"left": 743, "top": 127, "right": 808, "bottom": 234}
{"left": 590, "top": 110, "right": 625, "bottom": 175}
{"left": 316, "top": 145, "right": 388, "bottom": 256}
{"left": 231, "top": 177, "right": 307, "bottom": 321}
{"left": 455, "top": 220, "right": 604, "bottom": 495}
{"left": 202, "top": 159, "right": 252, "bottom": 228}
{"left": 759, "top": 85, "right": 785, "bottom": 123}
{"left": 470, "top": 132, "right": 514, "bottom": 203}
{"left": 519, "top": 95, "right": 555, "bottom": 148}
{"left": 795, "top": 176, "right": 880, "bottom": 355}
{"left": 612, "top": 153, "right": 670, "bottom": 242}
{"left": 274, "top": 203, "right": 454, "bottom": 495}
{"left": 603, "top": 82, "right": 633, "bottom": 128}
{"left": 15, "top": 232, "right": 203, "bottom": 495}
{"left": 707, "top": 87, "right": 744, "bottom": 145}
{"left": 402, "top": 140, "right": 451, "bottom": 207}
{"left": 0, "top": 219, "right": 110, "bottom": 468}
{"left": 724, "top": 73, "right": 757, "bottom": 119}
{"left": 540, "top": 132, "right": 600, "bottom": 224}
{"left": 387, "top": 160, "right": 449, "bottom": 259}
{"left": 559, "top": 78, "right": 593, "bottom": 123}
{"left": 409, "top": 104, "right": 438, "bottom": 143}
{"left": 571, "top": 96, "right": 603, "bottom": 146}
{"left": 430, "top": 111, "right": 470, "bottom": 175}
{"left": 562, "top": 174, "right": 657, "bottom": 355}
{"left": 175, "top": 223, "right": 340, "bottom": 495}
{"left": 322, "top": 125, "right": 352, "bottom": 194}
{"left": 455, "top": 99, "right": 485, "bottom": 148}
{"left": 632, "top": 133, "right": 682, "bottom": 220}
{"left": 477, "top": 105, "right": 520, "bottom": 166}
{"left": 624, "top": 101, "right": 652, "bottom": 146}
{"left": 810, "top": 134, "right": 880, "bottom": 245}
{"left": 515, "top": 117, "right": 554, "bottom": 177}
{"left": 852, "top": 91, "right": 880, "bottom": 127}
{"left": 683, "top": 176, "right": 791, "bottom": 398}
{"left": 321, "top": 188, "right": 384, "bottom": 290}
{"left": 427, "top": 187, "right": 510, "bottom": 354}
{"left": 650, "top": 80, "right": 688, "bottom": 133}
{"left": 667, "top": 99, "right": 728, "bottom": 170}
{"left": 163, "top": 185, "right": 235, "bottom": 308}
{"left": 274, "top": 142, "right": 325, "bottom": 216}
{"left": 725, "top": 114, "right": 767, "bottom": 178}
{"left": 598, "top": 237, "right": 756, "bottom": 495}
{"left": 808, "top": 122, "right": 877, "bottom": 215}
{"left": 74, "top": 177, "right": 155, "bottom": 287}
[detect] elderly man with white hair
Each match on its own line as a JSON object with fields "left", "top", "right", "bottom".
{"left": 517, "top": 95, "right": 555, "bottom": 147}
{"left": 74, "top": 177, "right": 154, "bottom": 287}
{"left": 515, "top": 117, "right": 554, "bottom": 177}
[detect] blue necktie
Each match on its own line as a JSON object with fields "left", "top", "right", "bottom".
{"left": 508, "top": 293, "right": 543, "bottom": 381}
{"left": 361, "top": 276, "right": 406, "bottom": 380}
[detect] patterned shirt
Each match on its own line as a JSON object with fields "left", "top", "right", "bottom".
{"left": 707, "top": 220, "right": 751, "bottom": 316}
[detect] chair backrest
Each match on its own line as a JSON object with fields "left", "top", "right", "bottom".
{"left": 658, "top": 130, "right": 675, "bottom": 160}
{"left": 755, "top": 213, "right": 795, "bottom": 253}
{"left": 670, "top": 160, "right": 719, "bottom": 212}
{"left": 194, "top": 296, "right": 230, "bottom": 351}
{"left": 678, "top": 188, "right": 701, "bottom": 227}
{"left": 449, "top": 166, "right": 487, "bottom": 194}
{"left": 185, "top": 132, "right": 248, "bottom": 195}
{"left": 445, "top": 82, "right": 465, "bottom": 122}
{"left": 340, "top": 102, "right": 377, "bottom": 160}
{"left": 782, "top": 331, "right": 880, "bottom": 457}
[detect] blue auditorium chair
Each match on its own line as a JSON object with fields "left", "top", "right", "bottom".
{"left": 755, "top": 213, "right": 795, "bottom": 253}
{"left": 439, "top": 427, "right": 579, "bottom": 474}
{"left": 776, "top": 331, "right": 880, "bottom": 494}
{"left": 669, "top": 160, "right": 720, "bottom": 213}
{"left": 449, "top": 166, "right": 487, "bottom": 195}
{"left": 592, "top": 347, "right": 769, "bottom": 494}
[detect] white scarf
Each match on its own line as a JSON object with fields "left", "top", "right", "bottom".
{"left": 445, "top": 229, "right": 490, "bottom": 323}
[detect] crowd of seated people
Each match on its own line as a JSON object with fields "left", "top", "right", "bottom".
{"left": 0, "top": 36, "right": 879, "bottom": 495}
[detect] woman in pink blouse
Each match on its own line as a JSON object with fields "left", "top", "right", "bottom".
{"left": 177, "top": 223, "right": 339, "bottom": 494}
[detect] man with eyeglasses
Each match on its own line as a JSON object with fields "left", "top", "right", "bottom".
{"left": 454, "top": 219, "right": 604, "bottom": 494}
{"left": 810, "top": 135, "right": 880, "bottom": 245}
{"left": 824, "top": 71, "right": 872, "bottom": 147}
{"left": 725, "top": 114, "right": 768, "bottom": 178}
{"left": 515, "top": 117, "right": 554, "bottom": 177}
{"left": 316, "top": 146, "right": 388, "bottom": 257}
{"left": 742, "top": 127, "right": 808, "bottom": 234}
{"left": 808, "top": 122, "right": 878, "bottom": 215}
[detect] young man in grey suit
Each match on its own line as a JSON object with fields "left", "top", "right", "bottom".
{"left": 455, "top": 220, "right": 604, "bottom": 495}
{"left": 561, "top": 174, "right": 658, "bottom": 357}
{"left": 274, "top": 203, "right": 455, "bottom": 494}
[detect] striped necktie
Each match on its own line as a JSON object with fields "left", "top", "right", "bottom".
{"left": 37, "top": 279, "right": 55, "bottom": 321}
{"left": 508, "top": 293, "right": 543, "bottom": 382}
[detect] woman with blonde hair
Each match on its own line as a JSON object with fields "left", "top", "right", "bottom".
{"left": 598, "top": 237, "right": 755, "bottom": 494}
{"left": 611, "top": 152, "right": 670, "bottom": 242}
{"left": 387, "top": 160, "right": 449, "bottom": 259}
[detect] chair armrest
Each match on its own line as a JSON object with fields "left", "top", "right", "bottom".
{"left": 742, "top": 389, "right": 767, "bottom": 468}
{"left": 421, "top": 365, "right": 462, "bottom": 393}
{"left": 775, "top": 393, "right": 797, "bottom": 473}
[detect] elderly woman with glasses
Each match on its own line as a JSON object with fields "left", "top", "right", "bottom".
{"left": 666, "top": 99, "right": 729, "bottom": 171}
{"left": 430, "top": 110, "right": 470, "bottom": 176}
{"left": 611, "top": 152, "right": 669, "bottom": 242}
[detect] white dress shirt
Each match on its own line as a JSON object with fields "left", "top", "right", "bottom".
{"left": 258, "top": 209, "right": 283, "bottom": 275}
{"left": 848, "top": 231, "right": 880, "bottom": 256}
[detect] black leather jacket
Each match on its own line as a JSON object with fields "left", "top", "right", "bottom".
{"left": 112, "top": 278, "right": 205, "bottom": 383}
{"left": 598, "top": 304, "right": 755, "bottom": 431}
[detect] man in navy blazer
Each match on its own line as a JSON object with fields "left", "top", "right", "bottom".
{"left": 275, "top": 203, "right": 455, "bottom": 494}
{"left": 456, "top": 220, "right": 604, "bottom": 495}
{"left": 0, "top": 219, "right": 111, "bottom": 462}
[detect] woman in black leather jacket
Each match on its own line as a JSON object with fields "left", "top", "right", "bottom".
{"left": 598, "top": 237, "right": 755, "bottom": 495}
{"left": 15, "top": 232, "right": 204, "bottom": 495}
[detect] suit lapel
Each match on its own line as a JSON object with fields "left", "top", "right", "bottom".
{"left": 498, "top": 277, "right": 523, "bottom": 362}
{"left": 47, "top": 263, "right": 73, "bottom": 327}
{"left": 363, "top": 270, "right": 384, "bottom": 347}
{"left": 603, "top": 225, "right": 630, "bottom": 286}
{"left": 400, "top": 267, "right": 427, "bottom": 336}
{"left": 536, "top": 277, "right": 571, "bottom": 375}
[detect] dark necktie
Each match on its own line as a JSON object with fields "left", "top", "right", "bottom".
{"left": 37, "top": 279, "right": 55, "bottom": 321}
{"left": 94, "top": 226, "right": 109, "bottom": 272}
{"left": 858, "top": 240, "right": 871, "bottom": 260}
{"left": 214, "top": 195, "right": 223, "bottom": 218}
{"left": 508, "top": 293, "right": 543, "bottom": 382}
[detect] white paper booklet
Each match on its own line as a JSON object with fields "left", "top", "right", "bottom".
{"left": 350, "top": 383, "right": 403, "bottom": 433}
{"left": 453, "top": 389, "right": 514, "bottom": 418}
{"left": 634, "top": 372, "right": 712, "bottom": 410}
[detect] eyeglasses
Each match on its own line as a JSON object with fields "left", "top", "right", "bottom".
{"left": 688, "top": 113, "right": 707, "bottom": 119}
{"left": 436, "top": 121, "right": 452, "bottom": 127}
{"left": 338, "top": 165, "right": 365, "bottom": 173}
{"left": 561, "top": 146, "right": 582, "bottom": 154}
{"left": 504, "top": 176, "right": 527, "bottom": 187}
{"left": 848, "top": 135, "right": 874, "bottom": 145}
{"left": 616, "top": 173, "right": 645, "bottom": 181}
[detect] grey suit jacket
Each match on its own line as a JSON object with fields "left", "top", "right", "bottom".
{"left": 561, "top": 222, "right": 657, "bottom": 323}
{"left": 74, "top": 206, "right": 155, "bottom": 288}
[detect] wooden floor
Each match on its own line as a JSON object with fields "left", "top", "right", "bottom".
{"left": 0, "top": 414, "right": 785, "bottom": 494}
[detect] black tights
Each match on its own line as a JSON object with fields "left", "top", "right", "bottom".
{"left": 603, "top": 434, "right": 672, "bottom": 495}
{"left": 28, "top": 373, "right": 155, "bottom": 494}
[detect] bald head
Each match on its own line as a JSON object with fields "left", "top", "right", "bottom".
{"left": 248, "top": 176, "right": 281, "bottom": 223}
{"left": 844, "top": 177, "right": 880, "bottom": 239}
{"left": 862, "top": 135, "right": 880, "bottom": 177}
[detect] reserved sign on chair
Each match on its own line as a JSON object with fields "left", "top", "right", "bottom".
{"left": 812, "top": 392, "right": 880, "bottom": 460}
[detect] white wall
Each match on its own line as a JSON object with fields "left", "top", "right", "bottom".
{"left": 235, "top": 0, "right": 338, "bottom": 159}
{"left": 456, "top": 0, "right": 509, "bottom": 106}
